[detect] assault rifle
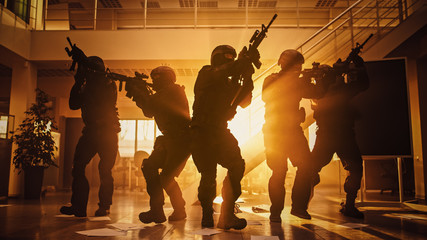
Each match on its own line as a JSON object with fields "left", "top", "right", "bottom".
{"left": 65, "top": 37, "right": 88, "bottom": 71}
{"left": 106, "top": 70, "right": 152, "bottom": 100}
{"left": 244, "top": 13, "right": 277, "bottom": 69}
{"left": 302, "top": 62, "right": 336, "bottom": 87}
{"left": 334, "top": 33, "right": 373, "bottom": 74}
{"left": 302, "top": 62, "right": 322, "bottom": 79}
{"left": 343, "top": 33, "right": 373, "bottom": 64}
{"left": 65, "top": 37, "right": 151, "bottom": 97}
{"left": 65, "top": 37, "right": 108, "bottom": 74}
{"left": 229, "top": 14, "right": 277, "bottom": 110}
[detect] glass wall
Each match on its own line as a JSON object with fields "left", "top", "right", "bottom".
{"left": 0, "top": 115, "right": 14, "bottom": 139}
{"left": 4, "top": 0, "right": 30, "bottom": 23}
{"left": 136, "top": 119, "right": 158, "bottom": 153}
{"left": 118, "top": 119, "right": 159, "bottom": 158}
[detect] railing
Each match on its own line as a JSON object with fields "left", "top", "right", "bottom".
{"left": 4, "top": 0, "right": 419, "bottom": 34}
{"left": 43, "top": 6, "right": 340, "bottom": 31}
{"left": 298, "top": 0, "right": 423, "bottom": 65}
{"left": 253, "top": 0, "right": 423, "bottom": 81}
{"left": 34, "top": 0, "right": 407, "bottom": 31}
{"left": 230, "top": 0, "right": 423, "bottom": 146}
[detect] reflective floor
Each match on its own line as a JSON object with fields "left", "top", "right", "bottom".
{"left": 1, "top": 186, "right": 426, "bottom": 240}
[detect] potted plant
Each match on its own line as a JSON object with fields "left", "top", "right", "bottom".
{"left": 12, "top": 88, "right": 58, "bottom": 199}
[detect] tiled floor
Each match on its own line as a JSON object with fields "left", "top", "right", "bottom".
{"left": 1, "top": 186, "right": 426, "bottom": 240}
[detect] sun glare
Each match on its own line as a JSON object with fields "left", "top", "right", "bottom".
{"left": 228, "top": 95, "right": 265, "bottom": 146}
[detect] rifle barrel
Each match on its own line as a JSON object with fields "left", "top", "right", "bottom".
{"left": 266, "top": 14, "right": 278, "bottom": 29}
{"left": 361, "top": 33, "right": 374, "bottom": 48}
{"left": 67, "top": 37, "right": 73, "bottom": 47}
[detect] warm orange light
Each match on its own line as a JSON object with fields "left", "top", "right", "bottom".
{"left": 118, "top": 120, "right": 136, "bottom": 157}
{"left": 228, "top": 95, "right": 265, "bottom": 146}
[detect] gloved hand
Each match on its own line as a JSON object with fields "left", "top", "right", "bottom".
{"left": 236, "top": 48, "right": 255, "bottom": 76}
{"left": 71, "top": 45, "right": 86, "bottom": 63}
{"left": 248, "top": 48, "right": 260, "bottom": 64}
{"left": 333, "top": 58, "right": 349, "bottom": 75}
{"left": 238, "top": 47, "right": 260, "bottom": 64}
{"left": 352, "top": 54, "right": 365, "bottom": 67}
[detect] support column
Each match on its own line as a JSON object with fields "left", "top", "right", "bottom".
{"left": 416, "top": 56, "right": 427, "bottom": 201}
{"left": 406, "top": 57, "right": 425, "bottom": 200}
{"left": 8, "top": 59, "right": 37, "bottom": 197}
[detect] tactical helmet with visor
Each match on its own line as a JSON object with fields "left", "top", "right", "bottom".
{"left": 211, "top": 45, "right": 237, "bottom": 67}
{"left": 150, "top": 66, "right": 176, "bottom": 91}
{"left": 278, "top": 50, "right": 304, "bottom": 72}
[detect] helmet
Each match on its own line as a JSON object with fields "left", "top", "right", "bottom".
{"left": 211, "top": 45, "right": 237, "bottom": 66}
{"left": 87, "top": 56, "right": 105, "bottom": 72}
{"left": 150, "top": 66, "right": 176, "bottom": 90}
{"left": 278, "top": 50, "right": 304, "bottom": 70}
{"left": 319, "top": 64, "right": 333, "bottom": 71}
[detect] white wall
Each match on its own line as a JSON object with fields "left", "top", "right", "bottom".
{"left": 30, "top": 28, "right": 319, "bottom": 61}
{"left": 0, "top": 7, "right": 32, "bottom": 59}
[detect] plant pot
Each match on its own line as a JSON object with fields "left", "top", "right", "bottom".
{"left": 24, "top": 166, "right": 45, "bottom": 199}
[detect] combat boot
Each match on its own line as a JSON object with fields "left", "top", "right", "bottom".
{"left": 217, "top": 213, "right": 247, "bottom": 230}
{"left": 340, "top": 203, "right": 364, "bottom": 219}
{"left": 168, "top": 210, "right": 187, "bottom": 221}
{"left": 290, "top": 208, "right": 312, "bottom": 220}
{"left": 269, "top": 212, "right": 282, "bottom": 223}
{"left": 95, "top": 207, "right": 110, "bottom": 216}
{"left": 139, "top": 209, "right": 166, "bottom": 224}
{"left": 60, "top": 206, "right": 86, "bottom": 217}
{"left": 217, "top": 200, "right": 246, "bottom": 230}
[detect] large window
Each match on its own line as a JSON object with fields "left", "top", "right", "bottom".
{"left": 118, "top": 119, "right": 159, "bottom": 158}
{"left": 5, "top": 0, "right": 30, "bottom": 23}
{"left": 115, "top": 119, "right": 199, "bottom": 192}
{"left": 136, "top": 120, "right": 158, "bottom": 153}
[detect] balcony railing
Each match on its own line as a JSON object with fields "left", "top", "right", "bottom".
{"left": 3, "top": 0, "right": 418, "bottom": 34}
{"left": 0, "top": 0, "right": 403, "bottom": 31}
{"left": 42, "top": 6, "right": 344, "bottom": 30}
